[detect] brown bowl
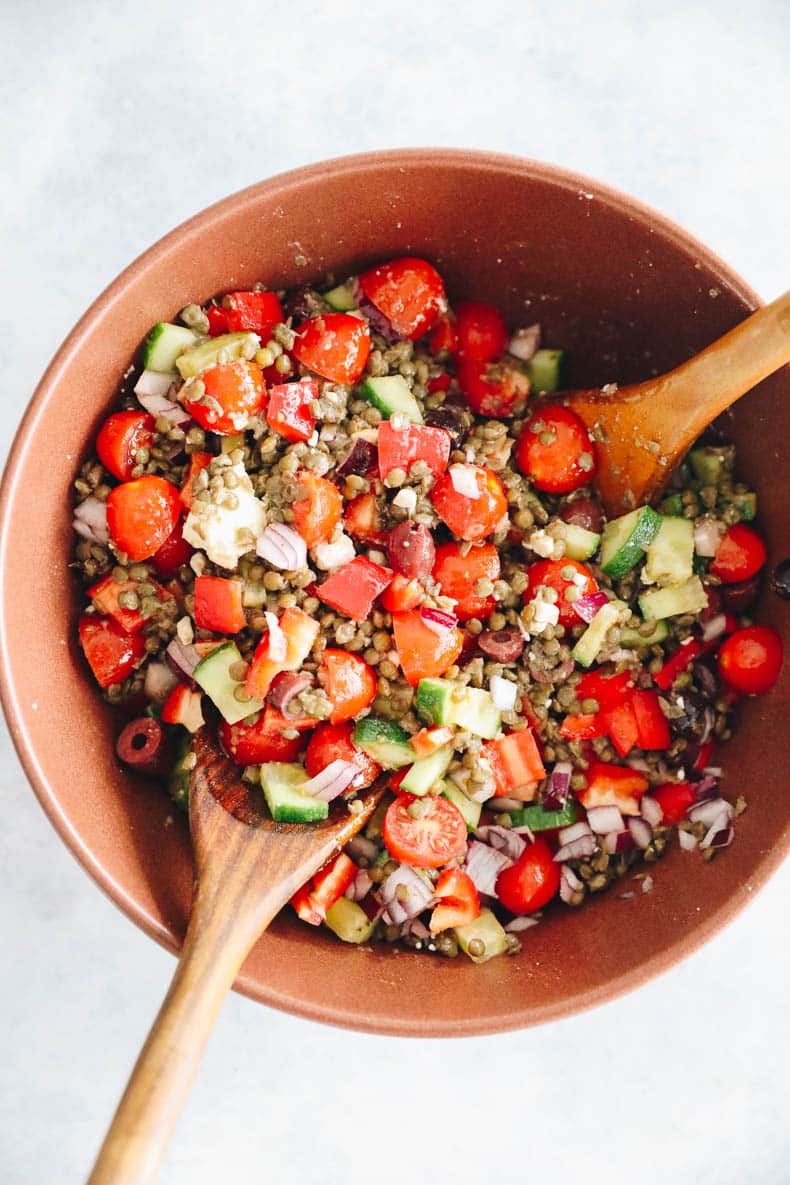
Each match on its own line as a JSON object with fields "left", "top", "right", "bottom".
{"left": 2, "top": 150, "right": 788, "bottom": 1036}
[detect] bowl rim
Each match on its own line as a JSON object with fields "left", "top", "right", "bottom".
{"left": 2, "top": 147, "right": 784, "bottom": 1037}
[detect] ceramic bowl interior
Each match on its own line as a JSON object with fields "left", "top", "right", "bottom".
{"left": 2, "top": 150, "right": 788, "bottom": 1036}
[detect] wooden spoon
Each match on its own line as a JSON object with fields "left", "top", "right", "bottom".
{"left": 87, "top": 729, "right": 385, "bottom": 1185}
{"left": 558, "top": 288, "right": 790, "bottom": 516}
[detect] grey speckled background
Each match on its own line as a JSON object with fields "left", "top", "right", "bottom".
{"left": 2, "top": 2, "right": 789, "bottom": 1182}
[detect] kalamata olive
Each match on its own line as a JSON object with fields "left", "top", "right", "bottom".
{"left": 560, "top": 497, "right": 604, "bottom": 534}
{"left": 770, "top": 558, "right": 790, "bottom": 600}
{"left": 336, "top": 437, "right": 378, "bottom": 478}
{"left": 719, "top": 574, "right": 761, "bottom": 613}
{"left": 268, "top": 670, "right": 314, "bottom": 718}
{"left": 387, "top": 520, "right": 436, "bottom": 579}
{"left": 116, "top": 717, "right": 170, "bottom": 776}
{"left": 282, "top": 285, "right": 325, "bottom": 324}
{"left": 424, "top": 405, "right": 467, "bottom": 450}
{"left": 528, "top": 654, "right": 575, "bottom": 684}
{"left": 478, "top": 629, "right": 525, "bottom": 663}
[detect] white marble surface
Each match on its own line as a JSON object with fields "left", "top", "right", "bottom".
{"left": 2, "top": 2, "right": 789, "bottom": 1182}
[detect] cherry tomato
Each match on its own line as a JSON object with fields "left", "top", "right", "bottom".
{"left": 184, "top": 359, "right": 266, "bottom": 435}
{"left": 717, "top": 626, "right": 783, "bottom": 695}
{"left": 151, "top": 513, "right": 193, "bottom": 578}
{"left": 651, "top": 782, "right": 697, "bottom": 826}
{"left": 454, "top": 300, "right": 509, "bottom": 362}
{"left": 96, "top": 411, "right": 155, "bottom": 482}
{"left": 293, "top": 313, "right": 371, "bottom": 384}
{"left": 429, "top": 869, "right": 480, "bottom": 933}
{"left": 515, "top": 406, "right": 597, "bottom": 493}
{"left": 358, "top": 256, "right": 446, "bottom": 340}
{"left": 220, "top": 710, "right": 303, "bottom": 765}
{"left": 382, "top": 792, "right": 467, "bottom": 869}
{"left": 456, "top": 357, "right": 530, "bottom": 417}
{"left": 305, "top": 721, "right": 381, "bottom": 791}
{"left": 431, "top": 465, "right": 507, "bottom": 541}
{"left": 320, "top": 649, "right": 377, "bottom": 724}
{"left": 379, "top": 573, "right": 425, "bottom": 612}
{"left": 106, "top": 475, "right": 182, "bottom": 561}
{"left": 710, "top": 524, "right": 767, "bottom": 584}
{"left": 428, "top": 315, "right": 458, "bottom": 356}
{"left": 392, "top": 609, "right": 464, "bottom": 686}
{"left": 494, "top": 837, "right": 560, "bottom": 914}
{"left": 78, "top": 614, "right": 146, "bottom": 688}
{"left": 432, "top": 540, "right": 500, "bottom": 621}
{"left": 206, "top": 305, "right": 229, "bottom": 335}
{"left": 292, "top": 470, "right": 343, "bottom": 547}
{"left": 525, "top": 558, "right": 598, "bottom": 628}
{"left": 222, "top": 290, "right": 283, "bottom": 336}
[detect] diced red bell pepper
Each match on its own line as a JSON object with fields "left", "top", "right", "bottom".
{"left": 179, "top": 452, "right": 213, "bottom": 510}
{"left": 193, "top": 576, "right": 246, "bottom": 634}
{"left": 343, "top": 492, "right": 388, "bottom": 546}
{"left": 377, "top": 421, "right": 451, "bottom": 482}
{"left": 559, "top": 714, "right": 607, "bottom": 740}
{"left": 575, "top": 670, "right": 634, "bottom": 711}
{"left": 206, "top": 305, "right": 229, "bottom": 336}
{"left": 78, "top": 614, "right": 146, "bottom": 689}
{"left": 654, "top": 638, "right": 703, "bottom": 690}
{"left": 160, "top": 684, "right": 205, "bottom": 733}
{"left": 222, "top": 290, "right": 284, "bottom": 337}
{"left": 88, "top": 572, "right": 172, "bottom": 634}
{"left": 578, "top": 762, "right": 648, "bottom": 816}
{"left": 410, "top": 725, "right": 455, "bottom": 758}
{"left": 266, "top": 378, "right": 318, "bottom": 443}
{"left": 651, "top": 781, "right": 697, "bottom": 825}
{"left": 290, "top": 852, "right": 357, "bottom": 925}
{"left": 483, "top": 729, "right": 546, "bottom": 801}
{"left": 379, "top": 573, "right": 425, "bottom": 612}
{"left": 601, "top": 700, "right": 639, "bottom": 758}
{"left": 693, "top": 739, "right": 714, "bottom": 772}
{"left": 630, "top": 689, "right": 671, "bottom": 750}
{"left": 427, "top": 373, "right": 452, "bottom": 393}
{"left": 316, "top": 556, "right": 393, "bottom": 622}
{"left": 245, "top": 607, "right": 320, "bottom": 699}
{"left": 391, "top": 610, "right": 463, "bottom": 685}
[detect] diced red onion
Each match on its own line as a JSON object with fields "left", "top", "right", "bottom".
{"left": 507, "top": 323, "right": 541, "bottom": 362}
{"left": 604, "top": 830, "right": 635, "bottom": 855}
{"left": 689, "top": 798, "right": 734, "bottom": 827}
{"left": 264, "top": 611, "right": 287, "bottom": 662}
{"left": 165, "top": 637, "right": 201, "bottom": 683}
{"left": 489, "top": 796, "right": 526, "bottom": 812}
{"left": 627, "top": 817, "right": 653, "bottom": 849}
{"left": 257, "top": 522, "right": 307, "bottom": 571}
{"left": 641, "top": 875, "right": 654, "bottom": 894}
{"left": 544, "top": 761, "right": 573, "bottom": 810}
{"left": 420, "top": 606, "right": 458, "bottom": 636}
{"left": 690, "top": 774, "right": 719, "bottom": 802}
{"left": 352, "top": 282, "right": 403, "bottom": 343}
{"left": 400, "top": 917, "right": 432, "bottom": 941}
{"left": 133, "top": 369, "right": 176, "bottom": 400}
{"left": 465, "top": 840, "right": 512, "bottom": 897}
{"left": 467, "top": 780, "right": 497, "bottom": 804}
{"left": 380, "top": 864, "right": 434, "bottom": 924}
{"left": 490, "top": 674, "right": 517, "bottom": 712}
{"left": 344, "top": 868, "right": 373, "bottom": 902}
{"left": 135, "top": 388, "right": 189, "bottom": 425}
{"left": 143, "top": 661, "right": 180, "bottom": 705}
{"left": 701, "top": 817, "right": 734, "bottom": 850}
{"left": 678, "top": 828, "right": 699, "bottom": 851}
{"left": 554, "top": 834, "right": 596, "bottom": 862}
{"left": 702, "top": 766, "right": 723, "bottom": 778}
{"left": 558, "top": 821, "right": 592, "bottom": 846}
{"left": 694, "top": 518, "right": 724, "bottom": 557}
{"left": 301, "top": 758, "right": 358, "bottom": 802}
{"left": 448, "top": 464, "right": 481, "bottom": 499}
{"left": 701, "top": 614, "right": 728, "bottom": 643}
{"left": 474, "top": 825, "right": 526, "bottom": 863}
{"left": 510, "top": 823, "right": 536, "bottom": 839}
{"left": 640, "top": 795, "right": 664, "bottom": 827}
{"left": 559, "top": 864, "right": 584, "bottom": 903}
{"left": 572, "top": 591, "right": 611, "bottom": 624}
{"left": 505, "top": 915, "right": 540, "bottom": 933}
{"left": 73, "top": 496, "right": 109, "bottom": 545}
{"left": 345, "top": 834, "right": 379, "bottom": 864}
{"left": 586, "top": 805, "right": 624, "bottom": 834}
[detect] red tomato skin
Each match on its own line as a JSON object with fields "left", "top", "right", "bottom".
{"left": 305, "top": 722, "right": 381, "bottom": 790}
{"left": 96, "top": 411, "right": 156, "bottom": 482}
{"left": 717, "top": 626, "right": 783, "bottom": 695}
{"left": 495, "top": 837, "right": 561, "bottom": 914}
{"left": 429, "top": 869, "right": 481, "bottom": 932}
{"left": 359, "top": 257, "right": 446, "bottom": 340}
{"left": 320, "top": 649, "right": 377, "bottom": 724}
{"left": 151, "top": 514, "right": 193, "bottom": 578}
{"left": 220, "top": 713, "right": 302, "bottom": 765}
{"left": 383, "top": 792, "right": 467, "bottom": 869}
{"left": 292, "top": 471, "right": 343, "bottom": 548}
{"left": 184, "top": 360, "right": 266, "bottom": 435}
{"left": 223, "top": 290, "right": 283, "bottom": 337}
{"left": 429, "top": 316, "right": 459, "bottom": 356}
{"left": 193, "top": 576, "right": 246, "bottom": 634}
{"left": 432, "top": 540, "right": 500, "bottom": 621}
{"left": 525, "top": 558, "right": 598, "bottom": 628}
{"left": 651, "top": 782, "right": 697, "bottom": 825}
{"left": 431, "top": 466, "right": 508, "bottom": 542}
{"left": 266, "top": 379, "right": 318, "bottom": 443}
{"left": 515, "top": 406, "right": 597, "bottom": 493}
{"left": 293, "top": 314, "right": 371, "bottom": 384}
{"left": 456, "top": 358, "right": 529, "bottom": 417}
{"left": 710, "top": 525, "right": 767, "bottom": 584}
{"left": 391, "top": 610, "right": 464, "bottom": 686}
{"left": 78, "top": 614, "right": 146, "bottom": 688}
{"left": 106, "top": 476, "right": 182, "bottom": 561}
{"left": 454, "top": 301, "right": 509, "bottom": 362}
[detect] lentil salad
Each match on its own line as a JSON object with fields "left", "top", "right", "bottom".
{"left": 72, "top": 256, "right": 784, "bottom": 963}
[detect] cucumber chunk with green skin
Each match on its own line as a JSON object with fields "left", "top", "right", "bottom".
{"left": 323, "top": 282, "right": 357, "bottom": 311}
{"left": 360, "top": 375, "right": 424, "bottom": 424}
{"left": 353, "top": 717, "right": 414, "bottom": 768}
{"left": 167, "top": 729, "right": 193, "bottom": 811}
{"left": 689, "top": 445, "right": 732, "bottom": 487}
{"left": 524, "top": 349, "right": 566, "bottom": 393}
{"left": 415, "top": 678, "right": 454, "bottom": 726}
{"left": 618, "top": 619, "right": 669, "bottom": 648}
{"left": 325, "top": 897, "right": 375, "bottom": 943}
{"left": 400, "top": 745, "right": 453, "bottom": 796}
{"left": 260, "top": 762, "right": 328, "bottom": 823}
{"left": 193, "top": 641, "right": 264, "bottom": 725}
{"left": 600, "top": 505, "right": 662, "bottom": 579}
{"left": 175, "top": 332, "right": 260, "bottom": 380}
{"left": 644, "top": 516, "right": 694, "bottom": 587}
{"left": 562, "top": 522, "right": 601, "bottom": 562}
{"left": 142, "top": 323, "right": 199, "bottom": 374}
{"left": 441, "top": 780, "right": 482, "bottom": 831}
{"left": 638, "top": 576, "right": 708, "bottom": 621}
{"left": 508, "top": 799, "right": 578, "bottom": 831}
{"left": 415, "top": 679, "right": 501, "bottom": 739}
{"left": 571, "top": 600, "right": 625, "bottom": 668}
{"left": 455, "top": 908, "right": 509, "bottom": 963}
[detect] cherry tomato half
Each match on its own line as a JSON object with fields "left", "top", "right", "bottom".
{"left": 293, "top": 314, "right": 371, "bottom": 384}
{"left": 383, "top": 792, "right": 467, "bottom": 869}
{"left": 292, "top": 470, "right": 343, "bottom": 548}
{"left": 431, "top": 465, "right": 508, "bottom": 542}
{"left": 710, "top": 524, "right": 767, "bottom": 584}
{"left": 358, "top": 256, "right": 446, "bottom": 340}
{"left": 429, "top": 869, "right": 480, "bottom": 933}
{"left": 151, "top": 513, "right": 193, "bottom": 578}
{"left": 515, "top": 406, "right": 597, "bottom": 493}
{"left": 432, "top": 540, "right": 500, "bottom": 621}
{"left": 106, "top": 475, "right": 182, "bottom": 561}
{"left": 96, "top": 411, "right": 155, "bottom": 482}
{"left": 320, "top": 649, "right": 377, "bottom": 724}
{"left": 525, "top": 558, "right": 598, "bottom": 628}
{"left": 456, "top": 357, "right": 530, "bottom": 417}
{"left": 495, "top": 837, "right": 560, "bottom": 914}
{"left": 220, "top": 708, "right": 304, "bottom": 765}
{"left": 305, "top": 721, "right": 381, "bottom": 791}
{"left": 454, "top": 300, "right": 509, "bottom": 362}
{"left": 717, "top": 626, "right": 783, "bottom": 695}
{"left": 184, "top": 359, "right": 266, "bottom": 435}
{"left": 392, "top": 609, "right": 464, "bottom": 686}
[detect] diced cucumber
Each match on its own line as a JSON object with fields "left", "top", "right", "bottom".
{"left": 167, "top": 729, "right": 193, "bottom": 812}
{"left": 400, "top": 745, "right": 453, "bottom": 797}
{"left": 600, "top": 506, "right": 662, "bottom": 578}
{"left": 353, "top": 718, "right": 414, "bottom": 769}
{"left": 142, "top": 323, "right": 199, "bottom": 374}
{"left": 220, "top": 432, "right": 246, "bottom": 454}
{"left": 441, "top": 780, "right": 482, "bottom": 831}
{"left": 688, "top": 445, "right": 732, "bottom": 487}
{"left": 323, "top": 282, "right": 357, "bottom": 311}
{"left": 571, "top": 600, "right": 624, "bottom": 668}
{"left": 562, "top": 522, "right": 600, "bottom": 562}
{"left": 260, "top": 762, "right": 328, "bottom": 823}
{"left": 325, "top": 897, "right": 375, "bottom": 943}
{"left": 193, "top": 641, "right": 264, "bottom": 725}
{"left": 241, "top": 580, "right": 268, "bottom": 608}
{"left": 455, "top": 908, "right": 509, "bottom": 963}
{"left": 524, "top": 348, "right": 566, "bottom": 393}
{"left": 644, "top": 516, "right": 694, "bottom": 587}
{"left": 175, "top": 332, "right": 259, "bottom": 380}
{"left": 415, "top": 679, "right": 501, "bottom": 740}
{"left": 508, "top": 799, "right": 578, "bottom": 831}
{"left": 660, "top": 493, "right": 684, "bottom": 517}
{"left": 361, "top": 375, "right": 423, "bottom": 424}
{"left": 618, "top": 619, "right": 669, "bottom": 649}
{"left": 415, "top": 678, "right": 454, "bottom": 726}
{"left": 638, "top": 576, "right": 708, "bottom": 621}
{"left": 719, "top": 491, "right": 757, "bottom": 521}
